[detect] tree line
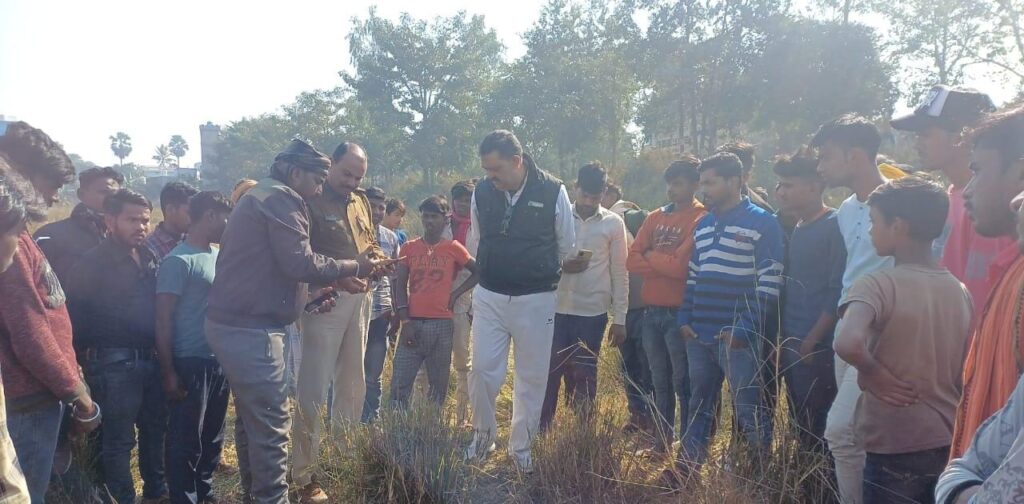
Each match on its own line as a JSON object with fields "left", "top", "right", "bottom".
{"left": 193, "top": 0, "right": 1024, "bottom": 209}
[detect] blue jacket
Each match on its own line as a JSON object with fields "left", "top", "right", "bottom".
{"left": 677, "top": 198, "right": 785, "bottom": 344}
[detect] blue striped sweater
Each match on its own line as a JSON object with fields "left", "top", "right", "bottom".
{"left": 677, "top": 198, "right": 785, "bottom": 344}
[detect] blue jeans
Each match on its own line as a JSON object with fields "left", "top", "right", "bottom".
{"left": 7, "top": 401, "right": 63, "bottom": 504}
{"left": 641, "top": 307, "right": 689, "bottom": 450}
{"left": 619, "top": 308, "right": 652, "bottom": 421}
{"left": 166, "top": 357, "right": 230, "bottom": 504}
{"left": 540, "top": 313, "right": 608, "bottom": 430}
{"left": 863, "top": 446, "right": 948, "bottom": 503}
{"left": 361, "top": 316, "right": 391, "bottom": 423}
{"left": 681, "top": 338, "right": 771, "bottom": 464}
{"left": 83, "top": 349, "right": 168, "bottom": 504}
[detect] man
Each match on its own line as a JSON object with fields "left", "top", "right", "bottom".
{"left": 540, "top": 162, "right": 628, "bottom": 430}
{"left": 65, "top": 189, "right": 166, "bottom": 504}
{"left": 448, "top": 179, "right": 476, "bottom": 425}
{"left": 361, "top": 186, "right": 400, "bottom": 423}
{"left": 609, "top": 186, "right": 653, "bottom": 434}
{"left": 34, "top": 166, "right": 123, "bottom": 282}
{"left": 0, "top": 123, "right": 101, "bottom": 504}
{"left": 466, "top": 130, "right": 575, "bottom": 471}
{"left": 716, "top": 141, "right": 774, "bottom": 213}
{"left": 950, "top": 105, "right": 1024, "bottom": 459}
{"left": 0, "top": 168, "right": 33, "bottom": 504}
{"left": 773, "top": 151, "right": 844, "bottom": 459}
{"left": 155, "top": 191, "right": 233, "bottom": 504}
{"left": 891, "top": 85, "right": 1006, "bottom": 314}
{"left": 291, "top": 141, "right": 385, "bottom": 503}
{"left": 146, "top": 181, "right": 198, "bottom": 261}
{"left": 205, "top": 139, "right": 376, "bottom": 504}
{"left": 814, "top": 114, "right": 894, "bottom": 504}
{"left": 626, "top": 157, "right": 706, "bottom": 452}
{"left": 391, "top": 196, "right": 479, "bottom": 409}
{"left": 677, "top": 153, "right": 784, "bottom": 478}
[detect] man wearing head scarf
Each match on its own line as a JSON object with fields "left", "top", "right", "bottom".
{"left": 204, "top": 139, "right": 378, "bottom": 504}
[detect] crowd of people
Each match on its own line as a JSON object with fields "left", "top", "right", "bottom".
{"left": 1, "top": 82, "right": 1024, "bottom": 504}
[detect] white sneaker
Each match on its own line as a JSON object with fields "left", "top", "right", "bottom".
{"left": 465, "top": 440, "right": 496, "bottom": 462}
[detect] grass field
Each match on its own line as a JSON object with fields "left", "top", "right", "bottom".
{"left": 39, "top": 203, "right": 833, "bottom": 503}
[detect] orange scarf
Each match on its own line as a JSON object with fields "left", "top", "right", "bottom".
{"left": 950, "top": 253, "right": 1024, "bottom": 458}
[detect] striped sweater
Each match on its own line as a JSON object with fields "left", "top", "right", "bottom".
{"left": 677, "top": 198, "right": 785, "bottom": 344}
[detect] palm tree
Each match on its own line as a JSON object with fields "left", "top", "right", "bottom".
{"left": 109, "top": 132, "right": 132, "bottom": 166}
{"left": 152, "top": 145, "right": 173, "bottom": 168}
{"left": 168, "top": 135, "right": 189, "bottom": 168}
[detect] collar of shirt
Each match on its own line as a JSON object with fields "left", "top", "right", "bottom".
{"left": 71, "top": 203, "right": 107, "bottom": 238}
{"left": 323, "top": 182, "right": 353, "bottom": 204}
{"left": 505, "top": 170, "right": 532, "bottom": 205}
{"left": 573, "top": 205, "right": 609, "bottom": 223}
{"left": 710, "top": 196, "right": 753, "bottom": 220}
{"left": 99, "top": 237, "right": 157, "bottom": 272}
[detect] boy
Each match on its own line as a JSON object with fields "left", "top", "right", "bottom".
{"left": 391, "top": 196, "right": 479, "bottom": 408}
{"left": 383, "top": 197, "right": 408, "bottom": 246}
{"left": 361, "top": 186, "right": 401, "bottom": 423}
{"left": 155, "top": 191, "right": 234, "bottom": 504}
{"left": 626, "top": 156, "right": 707, "bottom": 453}
{"left": 835, "top": 177, "right": 971, "bottom": 503}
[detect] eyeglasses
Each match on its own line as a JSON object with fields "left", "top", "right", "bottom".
{"left": 500, "top": 203, "right": 515, "bottom": 236}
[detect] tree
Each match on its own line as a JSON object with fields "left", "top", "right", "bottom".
{"left": 344, "top": 9, "right": 504, "bottom": 190}
{"left": 109, "top": 132, "right": 132, "bottom": 166}
{"left": 152, "top": 144, "right": 173, "bottom": 168}
{"left": 168, "top": 135, "right": 189, "bottom": 168}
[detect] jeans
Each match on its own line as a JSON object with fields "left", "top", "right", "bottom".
{"left": 863, "top": 446, "right": 948, "bottom": 504}
{"left": 7, "top": 401, "right": 62, "bottom": 504}
{"left": 540, "top": 313, "right": 608, "bottom": 430}
{"left": 641, "top": 307, "right": 689, "bottom": 450}
{"left": 83, "top": 349, "right": 168, "bottom": 504}
{"left": 681, "top": 338, "right": 770, "bottom": 464}
{"left": 166, "top": 357, "right": 230, "bottom": 504}
{"left": 390, "top": 319, "right": 454, "bottom": 409}
{"left": 361, "top": 316, "right": 391, "bottom": 422}
{"left": 619, "top": 308, "right": 652, "bottom": 421}
{"left": 779, "top": 335, "right": 837, "bottom": 454}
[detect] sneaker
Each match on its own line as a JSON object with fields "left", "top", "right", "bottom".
{"left": 297, "top": 482, "right": 329, "bottom": 504}
{"left": 464, "top": 440, "right": 496, "bottom": 462}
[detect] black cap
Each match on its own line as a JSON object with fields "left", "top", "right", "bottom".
{"left": 891, "top": 85, "right": 995, "bottom": 132}
{"left": 273, "top": 139, "right": 331, "bottom": 175}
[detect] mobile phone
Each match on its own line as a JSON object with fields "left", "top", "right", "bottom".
{"left": 577, "top": 249, "right": 593, "bottom": 261}
{"left": 304, "top": 289, "right": 340, "bottom": 314}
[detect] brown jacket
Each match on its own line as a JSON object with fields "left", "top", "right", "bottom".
{"left": 207, "top": 177, "right": 353, "bottom": 328}
{"left": 307, "top": 185, "right": 383, "bottom": 287}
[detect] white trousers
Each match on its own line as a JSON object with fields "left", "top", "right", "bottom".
{"left": 291, "top": 291, "right": 369, "bottom": 487}
{"left": 468, "top": 286, "right": 555, "bottom": 465}
{"left": 825, "top": 351, "right": 865, "bottom": 504}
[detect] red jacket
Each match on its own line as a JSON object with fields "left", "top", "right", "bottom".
{"left": 0, "top": 232, "right": 85, "bottom": 412}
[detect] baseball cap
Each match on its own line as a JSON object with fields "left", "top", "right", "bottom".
{"left": 891, "top": 85, "right": 995, "bottom": 132}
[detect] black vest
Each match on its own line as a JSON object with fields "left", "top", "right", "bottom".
{"left": 475, "top": 163, "right": 563, "bottom": 296}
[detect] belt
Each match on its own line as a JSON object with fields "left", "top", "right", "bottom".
{"left": 82, "top": 347, "right": 156, "bottom": 364}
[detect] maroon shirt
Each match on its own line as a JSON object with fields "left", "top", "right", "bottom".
{"left": 0, "top": 232, "right": 86, "bottom": 412}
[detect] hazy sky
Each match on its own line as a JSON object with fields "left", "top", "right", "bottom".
{"left": 0, "top": 0, "right": 546, "bottom": 167}
{"left": 0, "top": 1, "right": 1015, "bottom": 169}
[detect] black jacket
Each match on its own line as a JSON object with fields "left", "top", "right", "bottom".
{"left": 34, "top": 204, "right": 107, "bottom": 284}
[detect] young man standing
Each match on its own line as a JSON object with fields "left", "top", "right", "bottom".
{"left": 292, "top": 142, "right": 385, "bottom": 503}
{"left": 361, "top": 186, "right": 401, "bottom": 423}
{"left": 466, "top": 130, "right": 575, "bottom": 471}
{"left": 146, "top": 181, "right": 198, "bottom": 261}
{"left": 205, "top": 140, "right": 375, "bottom": 504}
{"left": 540, "top": 162, "right": 628, "bottom": 430}
{"left": 835, "top": 178, "right": 971, "bottom": 503}
{"left": 448, "top": 180, "right": 476, "bottom": 425}
{"left": 950, "top": 105, "right": 1024, "bottom": 458}
{"left": 814, "top": 114, "right": 894, "bottom": 504}
{"left": 677, "top": 153, "right": 784, "bottom": 474}
{"left": 717, "top": 141, "right": 774, "bottom": 213}
{"left": 34, "top": 166, "right": 123, "bottom": 282}
{"left": 773, "top": 151, "right": 844, "bottom": 456}
{"left": 391, "top": 196, "right": 479, "bottom": 409}
{"left": 65, "top": 189, "right": 167, "bottom": 504}
{"left": 155, "top": 191, "right": 233, "bottom": 504}
{"left": 890, "top": 85, "right": 1005, "bottom": 314}
{"left": 626, "top": 157, "right": 706, "bottom": 452}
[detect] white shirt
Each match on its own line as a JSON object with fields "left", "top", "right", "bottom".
{"left": 837, "top": 193, "right": 894, "bottom": 303}
{"left": 556, "top": 205, "right": 629, "bottom": 324}
{"left": 466, "top": 179, "right": 575, "bottom": 261}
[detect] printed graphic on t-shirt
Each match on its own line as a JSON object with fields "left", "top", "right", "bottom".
{"left": 408, "top": 255, "right": 455, "bottom": 294}
{"left": 652, "top": 224, "right": 683, "bottom": 251}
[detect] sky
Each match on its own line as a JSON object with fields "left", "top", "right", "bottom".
{"left": 0, "top": 1, "right": 1017, "bottom": 169}
{"left": 0, "top": 0, "right": 547, "bottom": 167}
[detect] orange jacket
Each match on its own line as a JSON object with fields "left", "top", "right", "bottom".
{"left": 626, "top": 201, "right": 706, "bottom": 308}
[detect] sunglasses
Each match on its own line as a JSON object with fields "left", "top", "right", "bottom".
{"left": 500, "top": 203, "right": 515, "bottom": 236}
